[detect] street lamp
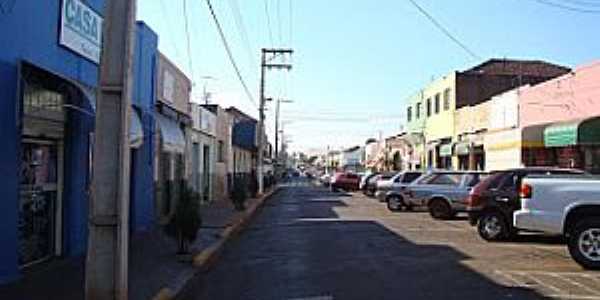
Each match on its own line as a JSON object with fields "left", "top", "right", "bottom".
{"left": 275, "top": 99, "right": 293, "bottom": 158}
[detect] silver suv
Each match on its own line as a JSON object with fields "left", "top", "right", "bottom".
{"left": 387, "top": 171, "right": 488, "bottom": 219}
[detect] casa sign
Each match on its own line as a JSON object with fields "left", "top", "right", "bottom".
{"left": 59, "top": 0, "right": 103, "bottom": 64}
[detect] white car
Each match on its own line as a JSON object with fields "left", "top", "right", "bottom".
{"left": 517, "top": 174, "right": 600, "bottom": 270}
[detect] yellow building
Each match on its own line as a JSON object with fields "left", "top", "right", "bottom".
{"left": 420, "top": 73, "right": 456, "bottom": 168}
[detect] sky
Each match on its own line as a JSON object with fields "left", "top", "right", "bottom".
{"left": 137, "top": 0, "right": 600, "bottom": 154}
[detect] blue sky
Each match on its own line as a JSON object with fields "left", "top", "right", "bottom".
{"left": 137, "top": 0, "right": 600, "bottom": 153}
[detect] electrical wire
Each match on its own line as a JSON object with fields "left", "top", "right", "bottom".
{"left": 406, "top": 0, "right": 480, "bottom": 60}
{"left": 182, "top": 0, "right": 196, "bottom": 84}
{"left": 227, "top": 0, "right": 258, "bottom": 71}
{"left": 531, "top": 0, "right": 600, "bottom": 13}
{"left": 159, "top": 0, "right": 184, "bottom": 63}
{"left": 264, "top": 0, "right": 275, "bottom": 46}
{"left": 205, "top": 0, "right": 258, "bottom": 108}
{"left": 277, "top": 0, "right": 283, "bottom": 46}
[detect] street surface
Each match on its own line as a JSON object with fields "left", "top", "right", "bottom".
{"left": 179, "top": 178, "right": 600, "bottom": 300}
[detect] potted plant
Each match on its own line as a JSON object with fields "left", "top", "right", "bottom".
{"left": 164, "top": 180, "right": 202, "bottom": 261}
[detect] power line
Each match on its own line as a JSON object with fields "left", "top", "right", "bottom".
{"left": 182, "top": 0, "right": 196, "bottom": 84}
{"left": 264, "top": 0, "right": 275, "bottom": 46}
{"left": 277, "top": 0, "right": 283, "bottom": 45}
{"left": 159, "top": 0, "right": 184, "bottom": 63}
{"left": 288, "top": 0, "right": 294, "bottom": 46}
{"left": 205, "top": 0, "right": 258, "bottom": 108}
{"left": 561, "top": 0, "right": 600, "bottom": 7}
{"left": 531, "top": 0, "right": 600, "bottom": 13}
{"left": 227, "top": 0, "right": 257, "bottom": 71}
{"left": 406, "top": 0, "right": 480, "bottom": 60}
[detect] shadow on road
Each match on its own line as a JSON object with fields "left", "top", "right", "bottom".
{"left": 179, "top": 180, "right": 550, "bottom": 300}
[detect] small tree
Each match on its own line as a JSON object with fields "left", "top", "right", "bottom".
{"left": 165, "top": 181, "right": 202, "bottom": 255}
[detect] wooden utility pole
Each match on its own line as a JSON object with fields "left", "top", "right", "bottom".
{"left": 258, "top": 48, "right": 293, "bottom": 194}
{"left": 86, "top": 0, "right": 136, "bottom": 299}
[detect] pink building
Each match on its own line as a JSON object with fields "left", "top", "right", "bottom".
{"left": 519, "top": 61, "right": 600, "bottom": 172}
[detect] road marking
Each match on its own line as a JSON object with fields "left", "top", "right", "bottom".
{"left": 551, "top": 274, "right": 600, "bottom": 296}
{"left": 547, "top": 295, "right": 600, "bottom": 300}
{"left": 496, "top": 270, "right": 600, "bottom": 300}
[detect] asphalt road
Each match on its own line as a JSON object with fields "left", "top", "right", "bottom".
{"left": 179, "top": 178, "right": 600, "bottom": 300}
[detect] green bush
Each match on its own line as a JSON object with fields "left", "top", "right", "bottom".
{"left": 164, "top": 181, "right": 202, "bottom": 254}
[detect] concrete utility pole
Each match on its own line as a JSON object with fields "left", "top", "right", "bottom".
{"left": 258, "top": 48, "right": 293, "bottom": 194}
{"left": 275, "top": 98, "right": 293, "bottom": 160}
{"left": 86, "top": 0, "right": 136, "bottom": 299}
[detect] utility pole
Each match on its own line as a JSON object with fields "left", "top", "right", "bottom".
{"left": 86, "top": 0, "right": 136, "bottom": 299}
{"left": 258, "top": 48, "right": 293, "bottom": 194}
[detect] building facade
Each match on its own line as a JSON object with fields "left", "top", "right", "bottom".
{"left": 519, "top": 61, "right": 600, "bottom": 173}
{"left": 0, "top": 1, "right": 157, "bottom": 283}
{"left": 405, "top": 59, "right": 570, "bottom": 170}
{"left": 202, "top": 104, "right": 233, "bottom": 202}
{"left": 154, "top": 53, "right": 192, "bottom": 225}
{"left": 190, "top": 104, "right": 217, "bottom": 203}
{"left": 483, "top": 89, "right": 522, "bottom": 171}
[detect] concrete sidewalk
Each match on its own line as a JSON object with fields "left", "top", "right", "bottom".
{"left": 0, "top": 187, "right": 278, "bottom": 300}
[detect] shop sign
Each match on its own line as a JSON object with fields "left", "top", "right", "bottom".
{"left": 59, "top": 0, "right": 103, "bottom": 64}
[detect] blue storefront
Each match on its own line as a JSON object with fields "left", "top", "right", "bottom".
{"left": 0, "top": 0, "right": 158, "bottom": 283}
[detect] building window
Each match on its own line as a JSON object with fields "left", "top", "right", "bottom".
{"left": 426, "top": 98, "right": 432, "bottom": 117}
{"left": 443, "top": 88, "right": 451, "bottom": 111}
{"left": 218, "top": 141, "right": 225, "bottom": 162}
{"left": 416, "top": 102, "right": 422, "bottom": 119}
{"left": 434, "top": 93, "right": 440, "bottom": 114}
{"left": 407, "top": 106, "right": 413, "bottom": 122}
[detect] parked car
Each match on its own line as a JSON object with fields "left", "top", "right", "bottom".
{"left": 466, "top": 167, "right": 586, "bottom": 242}
{"left": 331, "top": 172, "right": 361, "bottom": 191}
{"left": 359, "top": 172, "right": 380, "bottom": 193}
{"left": 398, "top": 171, "right": 489, "bottom": 219}
{"left": 374, "top": 172, "right": 401, "bottom": 201}
{"left": 383, "top": 171, "right": 425, "bottom": 211}
{"left": 516, "top": 174, "right": 600, "bottom": 269}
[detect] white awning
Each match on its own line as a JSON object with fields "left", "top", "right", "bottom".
{"left": 156, "top": 113, "right": 185, "bottom": 153}
{"left": 129, "top": 110, "right": 144, "bottom": 149}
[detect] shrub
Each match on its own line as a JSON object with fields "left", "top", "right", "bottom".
{"left": 164, "top": 181, "right": 202, "bottom": 254}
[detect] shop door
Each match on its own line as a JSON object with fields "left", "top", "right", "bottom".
{"left": 202, "top": 145, "right": 211, "bottom": 202}
{"left": 18, "top": 141, "right": 60, "bottom": 266}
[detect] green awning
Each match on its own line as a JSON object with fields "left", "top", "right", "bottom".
{"left": 439, "top": 143, "right": 453, "bottom": 157}
{"left": 454, "top": 142, "right": 471, "bottom": 156}
{"left": 544, "top": 117, "right": 600, "bottom": 147}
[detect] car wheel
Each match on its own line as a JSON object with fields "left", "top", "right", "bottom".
{"left": 477, "top": 211, "right": 510, "bottom": 241}
{"left": 387, "top": 196, "right": 403, "bottom": 212}
{"left": 567, "top": 219, "right": 600, "bottom": 270}
{"left": 428, "top": 199, "right": 452, "bottom": 220}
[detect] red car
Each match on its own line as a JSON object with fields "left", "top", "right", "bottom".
{"left": 331, "top": 172, "right": 361, "bottom": 191}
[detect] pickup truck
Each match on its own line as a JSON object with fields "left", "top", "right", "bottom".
{"left": 516, "top": 175, "right": 600, "bottom": 270}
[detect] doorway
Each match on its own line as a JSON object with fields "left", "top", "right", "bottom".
{"left": 18, "top": 140, "right": 62, "bottom": 266}
{"left": 202, "top": 145, "right": 211, "bottom": 202}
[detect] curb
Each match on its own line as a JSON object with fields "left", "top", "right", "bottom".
{"left": 151, "top": 187, "right": 279, "bottom": 300}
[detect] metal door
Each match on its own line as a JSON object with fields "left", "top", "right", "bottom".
{"left": 18, "top": 141, "right": 59, "bottom": 266}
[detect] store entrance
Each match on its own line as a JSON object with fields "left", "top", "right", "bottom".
{"left": 18, "top": 140, "right": 61, "bottom": 266}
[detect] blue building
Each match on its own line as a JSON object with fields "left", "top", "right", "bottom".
{"left": 0, "top": 0, "right": 158, "bottom": 283}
